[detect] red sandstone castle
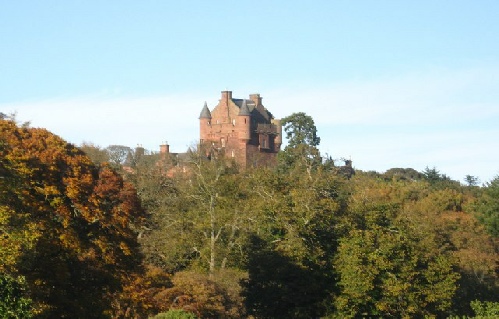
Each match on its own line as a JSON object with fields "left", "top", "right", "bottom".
{"left": 199, "top": 91, "right": 282, "bottom": 167}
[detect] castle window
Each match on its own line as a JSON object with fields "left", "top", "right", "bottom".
{"left": 260, "top": 135, "right": 270, "bottom": 149}
{"left": 221, "top": 138, "right": 226, "bottom": 147}
{"left": 232, "top": 119, "right": 236, "bottom": 126}
{"left": 231, "top": 150, "right": 235, "bottom": 157}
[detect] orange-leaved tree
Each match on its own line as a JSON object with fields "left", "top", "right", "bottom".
{"left": 0, "top": 118, "right": 146, "bottom": 318}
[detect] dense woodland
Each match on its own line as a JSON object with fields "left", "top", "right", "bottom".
{"left": 1, "top": 113, "right": 498, "bottom": 319}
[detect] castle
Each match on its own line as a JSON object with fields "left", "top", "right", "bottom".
{"left": 199, "top": 91, "right": 282, "bottom": 167}
{"left": 131, "top": 90, "right": 352, "bottom": 175}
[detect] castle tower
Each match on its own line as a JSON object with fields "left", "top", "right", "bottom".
{"left": 199, "top": 101, "right": 212, "bottom": 143}
{"left": 238, "top": 99, "right": 251, "bottom": 141}
{"left": 199, "top": 91, "right": 281, "bottom": 168}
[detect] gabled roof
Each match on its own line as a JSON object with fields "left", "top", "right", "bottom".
{"left": 199, "top": 102, "right": 212, "bottom": 119}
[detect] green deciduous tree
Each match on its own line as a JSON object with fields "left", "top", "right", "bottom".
{"left": 332, "top": 174, "right": 461, "bottom": 318}
{"left": 150, "top": 310, "right": 198, "bottom": 319}
{"left": 470, "top": 300, "right": 499, "bottom": 318}
{"left": 0, "top": 274, "right": 33, "bottom": 319}
{"left": 383, "top": 167, "right": 423, "bottom": 181}
{"left": 137, "top": 153, "right": 256, "bottom": 275}
{"left": 475, "top": 176, "right": 499, "bottom": 237}
{"left": 79, "top": 142, "right": 110, "bottom": 165}
{"left": 334, "top": 226, "right": 458, "bottom": 318}
{"left": 241, "top": 166, "right": 346, "bottom": 318}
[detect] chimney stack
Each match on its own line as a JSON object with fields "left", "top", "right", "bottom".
{"left": 249, "top": 93, "right": 261, "bottom": 105}
{"left": 135, "top": 145, "right": 145, "bottom": 158}
{"left": 221, "top": 91, "right": 232, "bottom": 101}
{"left": 160, "top": 143, "right": 170, "bottom": 156}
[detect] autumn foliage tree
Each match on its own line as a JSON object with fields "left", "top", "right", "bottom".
{"left": 332, "top": 172, "right": 498, "bottom": 318}
{"left": 0, "top": 118, "right": 146, "bottom": 318}
{"left": 131, "top": 133, "right": 498, "bottom": 318}
{"left": 3, "top": 111, "right": 497, "bottom": 318}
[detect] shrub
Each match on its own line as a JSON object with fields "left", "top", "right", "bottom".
{"left": 150, "top": 309, "right": 198, "bottom": 319}
{"left": 471, "top": 300, "right": 499, "bottom": 318}
{"left": 0, "top": 274, "right": 33, "bottom": 319}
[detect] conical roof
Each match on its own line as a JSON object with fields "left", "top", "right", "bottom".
{"left": 238, "top": 100, "right": 251, "bottom": 116}
{"left": 199, "top": 102, "right": 212, "bottom": 119}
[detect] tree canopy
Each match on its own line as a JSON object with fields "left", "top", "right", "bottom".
{"left": 278, "top": 112, "right": 322, "bottom": 174}
{"left": 2, "top": 114, "right": 498, "bottom": 319}
{"left": 281, "top": 112, "right": 320, "bottom": 148}
{"left": 0, "top": 118, "right": 146, "bottom": 318}
{"left": 475, "top": 175, "right": 499, "bottom": 237}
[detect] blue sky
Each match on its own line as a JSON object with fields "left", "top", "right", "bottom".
{"left": 1, "top": 1, "right": 498, "bottom": 183}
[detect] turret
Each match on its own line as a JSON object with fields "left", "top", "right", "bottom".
{"left": 199, "top": 102, "right": 212, "bottom": 141}
{"left": 238, "top": 100, "right": 251, "bottom": 141}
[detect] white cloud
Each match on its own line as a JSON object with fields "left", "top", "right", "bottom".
{"left": 265, "top": 66, "right": 499, "bottom": 182}
{"left": 2, "top": 65, "right": 498, "bottom": 182}
{"left": 4, "top": 93, "right": 207, "bottom": 152}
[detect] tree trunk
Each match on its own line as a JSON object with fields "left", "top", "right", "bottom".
{"left": 209, "top": 195, "right": 216, "bottom": 276}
